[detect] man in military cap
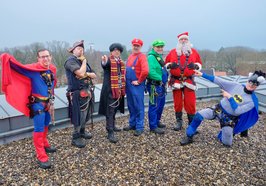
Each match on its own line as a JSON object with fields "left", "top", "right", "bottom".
{"left": 65, "top": 40, "right": 97, "bottom": 148}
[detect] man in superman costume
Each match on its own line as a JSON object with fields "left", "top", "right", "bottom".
{"left": 1, "top": 49, "right": 57, "bottom": 169}
{"left": 180, "top": 70, "right": 265, "bottom": 147}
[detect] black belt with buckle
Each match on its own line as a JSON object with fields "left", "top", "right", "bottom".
{"left": 29, "top": 95, "right": 49, "bottom": 103}
{"left": 171, "top": 75, "right": 191, "bottom": 81}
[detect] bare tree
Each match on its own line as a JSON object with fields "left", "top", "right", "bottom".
{"left": 47, "top": 41, "right": 70, "bottom": 86}
{"left": 1, "top": 43, "right": 266, "bottom": 87}
{"left": 198, "top": 49, "right": 216, "bottom": 69}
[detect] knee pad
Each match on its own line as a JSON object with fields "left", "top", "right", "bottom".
{"left": 186, "top": 125, "right": 195, "bottom": 137}
{"left": 221, "top": 126, "right": 233, "bottom": 147}
{"left": 194, "top": 112, "right": 204, "bottom": 122}
{"left": 186, "top": 112, "right": 204, "bottom": 137}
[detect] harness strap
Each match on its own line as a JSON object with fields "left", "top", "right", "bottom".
{"left": 210, "top": 104, "right": 239, "bottom": 128}
{"left": 171, "top": 75, "right": 192, "bottom": 81}
{"left": 177, "top": 55, "right": 189, "bottom": 73}
{"left": 147, "top": 78, "right": 163, "bottom": 86}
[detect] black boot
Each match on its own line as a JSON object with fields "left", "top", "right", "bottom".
{"left": 113, "top": 119, "right": 122, "bottom": 132}
{"left": 173, "top": 112, "right": 183, "bottom": 131}
{"left": 72, "top": 132, "right": 86, "bottom": 148}
{"left": 180, "top": 136, "right": 193, "bottom": 146}
{"left": 107, "top": 130, "right": 118, "bottom": 143}
{"left": 37, "top": 160, "right": 52, "bottom": 169}
{"left": 114, "top": 126, "right": 122, "bottom": 132}
{"left": 45, "top": 147, "right": 57, "bottom": 153}
{"left": 187, "top": 114, "right": 195, "bottom": 125}
{"left": 240, "top": 130, "right": 248, "bottom": 137}
{"left": 80, "top": 128, "right": 93, "bottom": 139}
{"left": 158, "top": 122, "right": 166, "bottom": 128}
{"left": 150, "top": 127, "right": 165, "bottom": 135}
{"left": 134, "top": 130, "right": 144, "bottom": 136}
{"left": 123, "top": 126, "right": 135, "bottom": 131}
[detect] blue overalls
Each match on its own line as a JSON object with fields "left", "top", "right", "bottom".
{"left": 147, "top": 67, "right": 168, "bottom": 130}
{"left": 126, "top": 56, "right": 145, "bottom": 132}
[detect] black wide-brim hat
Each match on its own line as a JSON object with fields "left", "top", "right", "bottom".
{"left": 109, "top": 43, "right": 123, "bottom": 53}
{"left": 68, "top": 40, "right": 84, "bottom": 53}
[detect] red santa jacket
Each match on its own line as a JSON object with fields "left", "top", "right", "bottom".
{"left": 126, "top": 52, "right": 149, "bottom": 83}
{"left": 165, "top": 48, "right": 202, "bottom": 90}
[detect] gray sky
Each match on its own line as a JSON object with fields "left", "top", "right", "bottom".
{"left": 1, "top": 0, "right": 265, "bottom": 51}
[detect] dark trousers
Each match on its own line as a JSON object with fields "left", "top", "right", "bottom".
{"left": 106, "top": 101, "right": 119, "bottom": 132}
{"left": 73, "top": 108, "right": 89, "bottom": 136}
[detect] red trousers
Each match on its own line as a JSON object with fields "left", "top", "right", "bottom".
{"left": 172, "top": 87, "right": 196, "bottom": 114}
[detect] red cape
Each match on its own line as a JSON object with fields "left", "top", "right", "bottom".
{"left": 0, "top": 53, "right": 57, "bottom": 116}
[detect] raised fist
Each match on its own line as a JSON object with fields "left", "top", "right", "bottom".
{"left": 78, "top": 55, "right": 86, "bottom": 62}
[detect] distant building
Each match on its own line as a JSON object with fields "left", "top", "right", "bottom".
{"left": 88, "top": 43, "right": 95, "bottom": 53}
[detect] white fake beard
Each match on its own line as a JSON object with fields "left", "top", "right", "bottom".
{"left": 176, "top": 41, "right": 193, "bottom": 56}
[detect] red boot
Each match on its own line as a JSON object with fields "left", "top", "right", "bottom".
{"left": 43, "top": 126, "right": 56, "bottom": 153}
{"left": 33, "top": 132, "right": 51, "bottom": 169}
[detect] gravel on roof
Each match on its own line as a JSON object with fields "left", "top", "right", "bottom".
{"left": 0, "top": 101, "right": 265, "bottom": 185}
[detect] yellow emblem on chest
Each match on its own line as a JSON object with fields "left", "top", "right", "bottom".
{"left": 233, "top": 94, "right": 243, "bottom": 103}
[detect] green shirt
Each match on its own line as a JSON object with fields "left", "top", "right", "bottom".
{"left": 147, "top": 49, "right": 163, "bottom": 81}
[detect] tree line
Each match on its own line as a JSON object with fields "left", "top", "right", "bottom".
{"left": 0, "top": 41, "right": 266, "bottom": 90}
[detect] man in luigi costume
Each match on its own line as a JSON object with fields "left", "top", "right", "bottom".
{"left": 146, "top": 40, "right": 169, "bottom": 134}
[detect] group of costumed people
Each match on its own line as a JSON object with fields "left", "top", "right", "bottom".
{"left": 0, "top": 32, "right": 265, "bottom": 169}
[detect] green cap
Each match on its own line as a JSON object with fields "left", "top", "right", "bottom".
{"left": 152, "top": 40, "right": 165, "bottom": 47}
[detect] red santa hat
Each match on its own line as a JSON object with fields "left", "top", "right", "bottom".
{"left": 177, "top": 32, "right": 189, "bottom": 40}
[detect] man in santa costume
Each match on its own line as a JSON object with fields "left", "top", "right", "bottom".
{"left": 1, "top": 50, "right": 57, "bottom": 169}
{"left": 165, "top": 32, "right": 202, "bottom": 131}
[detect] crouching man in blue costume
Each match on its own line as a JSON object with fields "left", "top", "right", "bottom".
{"left": 180, "top": 70, "right": 265, "bottom": 147}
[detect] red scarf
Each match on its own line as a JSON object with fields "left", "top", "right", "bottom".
{"left": 110, "top": 55, "right": 125, "bottom": 99}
